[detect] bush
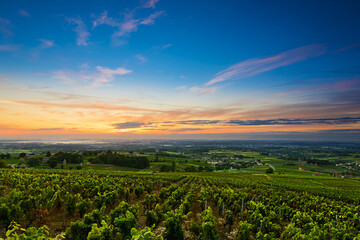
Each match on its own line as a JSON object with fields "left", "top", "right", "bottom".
{"left": 265, "top": 167, "right": 274, "bottom": 174}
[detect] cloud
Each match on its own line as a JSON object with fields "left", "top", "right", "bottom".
{"left": 333, "top": 42, "right": 360, "bottom": 54}
{"left": 162, "top": 43, "right": 171, "bottom": 49}
{"left": 0, "top": 99, "right": 152, "bottom": 112}
{"left": 92, "top": 9, "right": 164, "bottom": 45}
{"left": 171, "top": 128, "right": 205, "bottom": 132}
{"left": 66, "top": 16, "right": 90, "bottom": 46}
{"left": 225, "top": 117, "right": 360, "bottom": 126}
{"left": 0, "top": 44, "right": 20, "bottom": 52}
{"left": 189, "top": 86, "right": 218, "bottom": 95}
{"left": 177, "top": 85, "right": 187, "bottom": 90}
{"left": 94, "top": 66, "right": 132, "bottom": 87}
{"left": 143, "top": 0, "right": 159, "bottom": 8}
{"left": 113, "top": 122, "right": 145, "bottom": 129}
{"left": 275, "top": 79, "right": 360, "bottom": 96}
{"left": 38, "top": 39, "right": 54, "bottom": 48}
{"left": 18, "top": 10, "right": 30, "bottom": 17}
{"left": 0, "top": 18, "right": 13, "bottom": 37}
{"left": 140, "top": 11, "right": 165, "bottom": 25}
{"left": 149, "top": 117, "right": 360, "bottom": 127}
{"left": 206, "top": 44, "right": 327, "bottom": 86}
{"left": 136, "top": 54, "right": 147, "bottom": 62}
{"left": 317, "top": 129, "right": 360, "bottom": 134}
{"left": 30, "top": 128, "right": 64, "bottom": 131}
{"left": 30, "top": 39, "right": 55, "bottom": 58}
{"left": 53, "top": 65, "right": 132, "bottom": 87}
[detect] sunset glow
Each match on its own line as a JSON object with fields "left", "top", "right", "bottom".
{"left": 1, "top": 1, "right": 360, "bottom": 141}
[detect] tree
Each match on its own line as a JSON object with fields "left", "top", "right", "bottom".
{"left": 0, "top": 160, "right": 9, "bottom": 168}
{"left": 19, "top": 152, "right": 26, "bottom": 158}
{"left": 27, "top": 158, "right": 41, "bottom": 167}
{"left": 160, "top": 165, "right": 172, "bottom": 172}
{"left": 171, "top": 161, "right": 176, "bottom": 172}
{"left": 266, "top": 167, "right": 274, "bottom": 174}
{"left": 49, "top": 160, "right": 57, "bottom": 169}
{"left": 46, "top": 151, "right": 51, "bottom": 157}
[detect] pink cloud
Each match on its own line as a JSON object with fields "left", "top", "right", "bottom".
{"left": 274, "top": 79, "right": 360, "bottom": 96}
{"left": 92, "top": 9, "right": 164, "bottom": 45}
{"left": 0, "top": 17, "right": 13, "bottom": 37}
{"left": 0, "top": 44, "right": 20, "bottom": 52}
{"left": 206, "top": 44, "right": 327, "bottom": 86}
{"left": 140, "top": 11, "right": 165, "bottom": 25}
{"left": 143, "top": 0, "right": 159, "bottom": 8}
{"left": 333, "top": 42, "right": 360, "bottom": 54}
{"left": 66, "top": 16, "right": 90, "bottom": 46}
{"left": 18, "top": 9, "right": 30, "bottom": 17}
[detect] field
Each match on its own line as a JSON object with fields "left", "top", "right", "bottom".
{"left": 1, "top": 168, "right": 360, "bottom": 239}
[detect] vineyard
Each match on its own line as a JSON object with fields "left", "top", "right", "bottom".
{"left": 0, "top": 169, "right": 360, "bottom": 239}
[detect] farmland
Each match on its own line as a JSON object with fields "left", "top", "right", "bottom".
{"left": 0, "top": 140, "right": 360, "bottom": 239}
{"left": 0, "top": 169, "right": 360, "bottom": 239}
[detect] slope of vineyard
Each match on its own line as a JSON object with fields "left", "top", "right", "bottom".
{"left": 0, "top": 169, "right": 359, "bottom": 239}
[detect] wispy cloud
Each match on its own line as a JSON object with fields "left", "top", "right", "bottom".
{"left": 53, "top": 65, "right": 132, "bottom": 87}
{"left": 275, "top": 79, "right": 360, "bottom": 96}
{"left": 143, "top": 0, "right": 159, "bottom": 8}
{"left": 0, "top": 99, "right": 150, "bottom": 112}
{"left": 30, "top": 39, "right": 55, "bottom": 58}
{"left": 140, "top": 11, "right": 164, "bottom": 25}
{"left": 39, "top": 39, "right": 54, "bottom": 48}
{"left": 113, "top": 122, "right": 145, "bottom": 129}
{"left": 92, "top": 9, "right": 165, "bottom": 45}
{"left": 94, "top": 66, "right": 132, "bottom": 87}
{"left": 18, "top": 9, "right": 30, "bottom": 17}
{"left": 176, "top": 85, "right": 187, "bottom": 90}
{"left": 0, "top": 44, "right": 20, "bottom": 52}
{"left": 206, "top": 44, "right": 327, "bottom": 86}
{"left": 333, "top": 42, "right": 360, "bottom": 54}
{"left": 30, "top": 128, "right": 64, "bottom": 131}
{"left": 136, "top": 54, "right": 147, "bottom": 63}
{"left": 118, "top": 117, "right": 360, "bottom": 129}
{"left": 189, "top": 86, "right": 218, "bottom": 95}
{"left": 0, "top": 18, "right": 13, "bottom": 37}
{"left": 66, "top": 16, "right": 90, "bottom": 46}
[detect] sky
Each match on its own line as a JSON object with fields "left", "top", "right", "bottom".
{"left": 0, "top": 0, "right": 360, "bottom": 141}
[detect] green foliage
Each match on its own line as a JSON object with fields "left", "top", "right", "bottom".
{"left": 225, "top": 210, "right": 234, "bottom": 233}
{"left": 163, "top": 209, "right": 184, "bottom": 240}
{"left": 87, "top": 220, "right": 113, "bottom": 240}
{"left": 66, "top": 207, "right": 107, "bottom": 240}
{"left": 27, "top": 157, "right": 41, "bottom": 167}
{"left": 189, "top": 219, "right": 201, "bottom": 236}
{"left": 49, "top": 159, "right": 57, "bottom": 168}
{"left": 65, "top": 192, "right": 77, "bottom": 216}
{"left": 92, "top": 153, "right": 150, "bottom": 169}
{"left": 265, "top": 167, "right": 274, "bottom": 174}
{"left": 0, "top": 203, "right": 11, "bottom": 227}
{"left": 200, "top": 207, "right": 218, "bottom": 240}
{"left": 130, "top": 227, "right": 163, "bottom": 240}
{"left": 135, "top": 185, "right": 144, "bottom": 198}
{"left": 5, "top": 221, "right": 62, "bottom": 240}
{"left": 76, "top": 198, "right": 92, "bottom": 218}
{"left": 236, "top": 221, "right": 253, "bottom": 240}
{"left": 113, "top": 211, "right": 137, "bottom": 239}
{"left": 0, "top": 160, "right": 9, "bottom": 168}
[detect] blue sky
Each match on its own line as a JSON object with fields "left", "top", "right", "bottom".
{"left": 0, "top": 0, "right": 360, "bottom": 140}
